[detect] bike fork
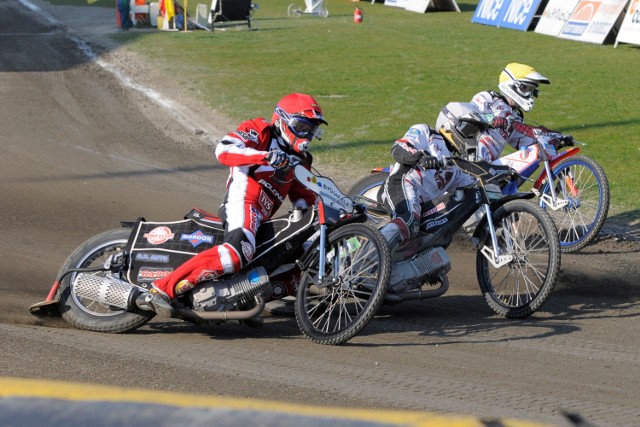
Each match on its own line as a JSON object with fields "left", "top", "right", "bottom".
{"left": 536, "top": 160, "right": 570, "bottom": 210}
{"left": 481, "top": 203, "right": 514, "bottom": 268}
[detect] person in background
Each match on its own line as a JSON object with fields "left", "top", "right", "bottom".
{"left": 117, "top": 0, "right": 133, "bottom": 31}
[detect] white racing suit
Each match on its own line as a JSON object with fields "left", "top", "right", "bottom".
{"left": 380, "top": 124, "right": 475, "bottom": 248}
{"left": 470, "top": 90, "right": 539, "bottom": 162}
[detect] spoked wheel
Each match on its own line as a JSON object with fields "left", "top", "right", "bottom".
{"left": 476, "top": 200, "right": 561, "bottom": 319}
{"left": 295, "top": 223, "right": 390, "bottom": 345}
{"left": 287, "top": 3, "right": 302, "bottom": 17}
{"left": 58, "top": 229, "right": 153, "bottom": 333}
{"left": 540, "top": 154, "right": 610, "bottom": 253}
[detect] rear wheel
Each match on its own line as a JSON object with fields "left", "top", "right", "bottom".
{"left": 347, "top": 172, "right": 389, "bottom": 224}
{"left": 58, "top": 229, "right": 153, "bottom": 333}
{"left": 295, "top": 224, "right": 390, "bottom": 345}
{"left": 540, "top": 154, "right": 610, "bottom": 253}
{"left": 476, "top": 200, "right": 561, "bottom": 319}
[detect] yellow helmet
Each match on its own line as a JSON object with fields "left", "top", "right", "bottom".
{"left": 498, "top": 63, "right": 550, "bottom": 112}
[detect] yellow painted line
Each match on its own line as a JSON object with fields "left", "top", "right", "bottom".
{"left": 0, "top": 377, "right": 551, "bottom": 427}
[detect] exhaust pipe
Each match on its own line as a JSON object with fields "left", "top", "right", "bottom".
{"left": 384, "top": 273, "right": 449, "bottom": 303}
{"left": 73, "top": 273, "right": 267, "bottom": 321}
{"left": 72, "top": 273, "right": 140, "bottom": 310}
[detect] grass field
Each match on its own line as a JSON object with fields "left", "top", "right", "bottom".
{"left": 54, "top": 0, "right": 640, "bottom": 218}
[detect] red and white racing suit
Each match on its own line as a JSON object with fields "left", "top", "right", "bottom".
{"left": 470, "top": 90, "right": 539, "bottom": 162}
{"left": 380, "top": 124, "right": 475, "bottom": 246}
{"left": 153, "top": 118, "right": 316, "bottom": 299}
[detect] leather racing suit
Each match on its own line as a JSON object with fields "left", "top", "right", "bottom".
{"left": 470, "top": 90, "right": 541, "bottom": 162}
{"left": 152, "top": 117, "right": 316, "bottom": 299}
{"left": 380, "top": 124, "right": 475, "bottom": 247}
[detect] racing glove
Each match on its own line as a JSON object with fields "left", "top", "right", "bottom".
{"left": 491, "top": 116, "right": 509, "bottom": 130}
{"left": 265, "top": 150, "right": 289, "bottom": 169}
{"left": 561, "top": 134, "right": 574, "bottom": 146}
{"left": 419, "top": 154, "right": 441, "bottom": 170}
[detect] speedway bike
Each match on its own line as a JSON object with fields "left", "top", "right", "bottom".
{"left": 30, "top": 160, "right": 391, "bottom": 346}
{"left": 350, "top": 156, "right": 561, "bottom": 319}
{"left": 353, "top": 121, "right": 609, "bottom": 253}
{"left": 485, "top": 127, "right": 609, "bottom": 252}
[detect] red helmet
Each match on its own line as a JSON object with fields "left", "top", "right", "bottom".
{"left": 271, "top": 93, "right": 328, "bottom": 153}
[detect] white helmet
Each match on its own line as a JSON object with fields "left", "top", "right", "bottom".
{"left": 498, "top": 63, "right": 550, "bottom": 112}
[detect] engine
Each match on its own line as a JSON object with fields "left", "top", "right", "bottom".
{"left": 388, "top": 247, "right": 451, "bottom": 294}
{"left": 190, "top": 266, "right": 272, "bottom": 312}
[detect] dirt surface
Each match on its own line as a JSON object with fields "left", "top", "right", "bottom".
{"left": 1, "top": 1, "right": 639, "bottom": 426}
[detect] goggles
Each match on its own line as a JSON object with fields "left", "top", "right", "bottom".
{"left": 516, "top": 81, "right": 539, "bottom": 98}
{"left": 288, "top": 116, "right": 323, "bottom": 140}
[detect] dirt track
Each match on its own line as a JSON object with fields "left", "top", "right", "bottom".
{"left": 1, "top": 1, "right": 639, "bottom": 426}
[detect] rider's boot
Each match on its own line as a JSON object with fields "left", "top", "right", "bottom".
{"left": 379, "top": 219, "right": 409, "bottom": 250}
{"left": 137, "top": 285, "right": 174, "bottom": 318}
{"left": 461, "top": 208, "right": 484, "bottom": 234}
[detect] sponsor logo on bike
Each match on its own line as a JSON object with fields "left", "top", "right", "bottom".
{"left": 137, "top": 267, "right": 173, "bottom": 282}
{"left": 135, "top": 253, "right": 170, "bottom": 263}
{"left": 180, "top": 230, "right": 214, "bottom": 248}
{"left": 144, "top": 226, "right": 175, "bottom": 245}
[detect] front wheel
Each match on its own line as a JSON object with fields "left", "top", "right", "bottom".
{"left": 295, "top": 224, "right": 391, "bottom": 345}
{"left": 58, "top": 229, "right": 154, "bottom": 333}
{"left": 476, "top": 200, "right": 561, "bottom": 319}
{"left": 540, "top": 154, "right": 610, "bottom": 253}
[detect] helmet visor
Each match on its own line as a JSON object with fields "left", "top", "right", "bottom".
{"left": 288, "top": 116, "right": 323, "bottom": 140}
{"left": 516, "top": 81, "right": 539, "bottom": 98}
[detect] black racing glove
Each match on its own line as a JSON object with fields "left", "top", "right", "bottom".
{"left": 265, "top": 150, "right": 289, "bottom": 169}
{"left": 419, "top": 154, "right": 441, "bottom": 170}
{"left": 561, "top": 134, "right": 574, "bottom": 147}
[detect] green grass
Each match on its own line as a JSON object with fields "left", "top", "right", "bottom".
{"left": 54, "top": 0, "right": 640, "bottom": 216}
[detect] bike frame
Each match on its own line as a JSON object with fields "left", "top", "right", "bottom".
{"left": 293, "top": 164, "right": 358, "bottom": 286}
{"left": 497, "top": 139, "right": 581, "bottom": 211}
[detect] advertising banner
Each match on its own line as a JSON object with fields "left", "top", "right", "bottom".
{"left": 404, "top": 0, "right": 459, "bottom": 13}
{"left": 472, "top": 0, "right": 545, "bottom": 31}
{"left": 558, "top": 0, "right": 628, "bottom": 44}
{"left": 615, "top": 0, "right": 640, "bottom": 46}
{"left": 535, "top": 0, "right": 580, "bottom": 36}
{"left": 385, "top": 0, "right": 410, "bottom": 8}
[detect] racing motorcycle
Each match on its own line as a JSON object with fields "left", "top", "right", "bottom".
{"left": 30, "top": 160, "right": 391, "bottom": 346}
{"left": 354, "top": 104, "right": 609, "bottom": 253}
{"left": 349, "top": 117, "right": 561, "bottom": 318}
{"left": 482, "top": 125, "right": 609, "bottom": 253}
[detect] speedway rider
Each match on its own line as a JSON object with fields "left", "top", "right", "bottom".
{"left": 147, "top": 93, "right": 327, "bottom": 315}
{"left": 468, "top": 62, "right": 569, "bottom": 162}
{"left": 378, "top": 124, "right": 476, "bottom": 249}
